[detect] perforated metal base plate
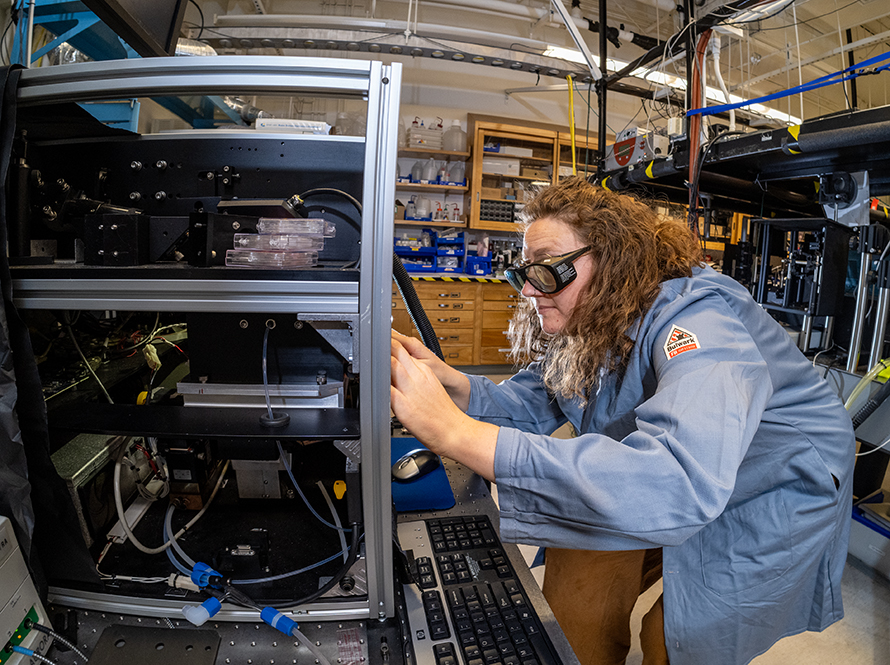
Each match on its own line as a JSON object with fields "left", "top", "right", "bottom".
{"left": 88, "top": 625, "right": 219, "bottom": 665}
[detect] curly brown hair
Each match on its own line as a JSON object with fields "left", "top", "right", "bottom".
{"left": 508, "top": 176, "right": 703, "bottom": 401}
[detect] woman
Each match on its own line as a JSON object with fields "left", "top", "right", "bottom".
{"left": 390, "top": 176, "right": 853, "bottom": 665}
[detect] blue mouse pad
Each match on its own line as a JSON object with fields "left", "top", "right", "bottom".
{"left": 391, "top": 437, "right": 455, "bottom": 513}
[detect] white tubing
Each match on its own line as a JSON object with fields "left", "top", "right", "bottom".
{"left": 316, "top": 481, "right": 348, "bottom": 563}
{"left": 292, "top": 626, "right": 333, "bottom": 665}
{"left": 712, "top": 51, "right": 736, "bottom": 131}
{"left": 113, "top": 446, "right": 230, "bottom": 555}
{"left": 166, "top": 505, "right": 197, "bottom": 567}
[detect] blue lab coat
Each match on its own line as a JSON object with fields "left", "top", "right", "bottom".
{"left": 466, "top": 265, "right": 854, "bottom": 665}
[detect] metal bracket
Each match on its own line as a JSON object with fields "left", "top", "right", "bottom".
{"left": 298, "top": 314, "right": 359, "bottom": 365}
{"left": 822, "top": 170, "right": 870, "bottom": 227}
{"left": 335, "top": 439, "right": 362, "bottom": 465}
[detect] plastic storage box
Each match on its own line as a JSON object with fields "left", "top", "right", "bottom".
{"left": 849, "top": 489, "right": 890, "bottom": 581}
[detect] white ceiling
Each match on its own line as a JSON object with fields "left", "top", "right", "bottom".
{"left": 196, "top": 0, "right": 890, "bottom": 129}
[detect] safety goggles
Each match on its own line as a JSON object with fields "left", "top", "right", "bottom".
{"left": 504, "top": 245, "right": 592, "bottom": 294}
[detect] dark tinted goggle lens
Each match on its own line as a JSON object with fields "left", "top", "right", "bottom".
{"left": 526, "top": 265, "right": 558, "bottom": 293}
{"left": 504, "top": 268, "right": 526, "bottom": 292}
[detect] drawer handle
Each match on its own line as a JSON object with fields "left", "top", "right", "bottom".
{"left": 438, "top": 303, "right": 448, "bottom": 308}
{"left": 508, "top": 294, "right": 518, "bottom": 298}
{"left": 437, "top": 318, "right": 448, "bottom": 322}
{"left": 438, "top": 293, "right": 448, "bottom": 297}
{"left": 507, "top": 304, "right": 516, "bottom": 308}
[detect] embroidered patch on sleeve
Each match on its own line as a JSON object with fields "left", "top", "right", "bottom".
{"left": 664, "top": 324, "right": 700, "bottom": 359}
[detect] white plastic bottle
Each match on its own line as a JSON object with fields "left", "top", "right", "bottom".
{"left": 443, "top": 120, "right": 467, "bottom": 152}
{"left": 411, "top": 161, "right": 423, "bottom": 182}
{"left": 450, "top": 161, "right": 465, "bottom": 185}
{"left": 421, "top": 158, "right": 437, "bottom": 184}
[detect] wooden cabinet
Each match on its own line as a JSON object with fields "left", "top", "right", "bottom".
{"left": 392, "top": 281, "right": 480, "bottom": 366}
{"left": 479, "top": 282, "right": 521, "bottom": 365}
{"left": 466, "top": 117, "right": 603, "bottom": 232}
{"left": 467, "top": 116, "right": 558, "bottom": 233}
{"left": 391, "top": 279, "right": 520, "bottom": 367}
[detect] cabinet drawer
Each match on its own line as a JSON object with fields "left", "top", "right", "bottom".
{"left": 441, "top": 345, "right": 475, "bottom": 365}
{"left": 481, "top": 329, "right": 511, "bottom": 347}
{"left": 482, "top": 310, "right": 513, "bottom": 329}
{"left": 413, "top": 281, "right": 477, "bottom": 301}
{"left": 482, "top": 299, "right": 520, "bottom": 312}
{"left": 422, "top": 299, "right": 475, "bottom": 312}
{"left": 480, "top": 346, "right": 512, "bottom": 365}
{"left": 430, "top": 311, "right": 475, "bottom": 328}
{"left": 435, "top": 329, "right": 475, "bottom": 346}
{"left": 483, "top": 283, "right": 520, "bottom": 301}
{"left": 391, "top": 310, "right": 418, "bottom": 335}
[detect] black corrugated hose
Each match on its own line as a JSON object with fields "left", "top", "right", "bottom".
{"left": 851, "top": 378, "right": 890, "bottom": 429}
{"left": 392, "top": 253, "right": 444, "bottom": 360}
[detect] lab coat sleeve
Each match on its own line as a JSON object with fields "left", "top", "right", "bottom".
{"left": 466, "top": 364, "right": 568, "bottom": 435}
{"left": 493, "top": 293, "right": 773, "bottom": 550}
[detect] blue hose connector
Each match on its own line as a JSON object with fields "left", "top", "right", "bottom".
{"left": 261, "top": 607, "right": 298, "bottom": 636}
{"left": 191, "top": 561, "right": 222, "bottom": 588}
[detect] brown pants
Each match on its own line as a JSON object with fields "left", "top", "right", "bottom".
{"left": 542, "top": 548, "right": 668, "bottom": 665}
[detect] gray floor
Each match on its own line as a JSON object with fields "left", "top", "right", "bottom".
{"left": 480, "top": 372, "right": 890, "bottom": 664}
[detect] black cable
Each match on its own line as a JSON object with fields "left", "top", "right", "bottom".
{"left": 188, "top": 0, "right": 205, "bottom": 40}
{"left": 292, "top": 187, "right": 444, "bottom": 360}
{"left": 852, "top": 378, "right": 890, "bottom": 429}
{"left": 393, "top": 254, "right": 444, "bottom": 360}
{"left": 687, "top": 130, "right": 745, "bottom": 231}
{"left": 30, "top": 623, "right": 89, "bottom": 663}
{"left": 283, "top": 523, "right": 361, "bottom": 607}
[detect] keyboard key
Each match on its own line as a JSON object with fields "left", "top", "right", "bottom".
{"left": 446, "top": 589, "right": 464, "bottom": 609}
{"left": 477, "top": 584, "right": 495, "bottom": 608}
{"left": 521, "top": 620, "right": 539, "bottom": 635}
{"left": 496, "top": 566, "right": 512, "bottom": 578}
{"left": 493, "top": 628, "right": 510, "bottom": 643}
{"left": 430, "top": 622, "right": 451, "bottom": 641}
{"left": 455, "top": 618, "right": 473, "bottom": 633}
{"left": 464, "top": 644, "right": 481, "bottom": 660}
{"left": 483, "top": 648, "right": 501, "bottom": 664}
{"left": 459, "top": 632, "right": 477, "bottom": 647}
{"left": 477, "top": 634, "right": 496, "bottom": 649}
{"left": 498, "top": 642, "right": 516, "bottom": 657}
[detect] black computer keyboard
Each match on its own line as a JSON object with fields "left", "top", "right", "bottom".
{"left": 398, "top": 516, "right": 560, "bottom": 665}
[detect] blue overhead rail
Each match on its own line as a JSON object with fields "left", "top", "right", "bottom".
{"left": 11, "top": 0, "right": 246, "bottom": 129}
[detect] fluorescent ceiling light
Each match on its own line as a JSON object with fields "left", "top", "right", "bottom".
{"left": 544, "top": 44, "right": 802, "bottom": 125}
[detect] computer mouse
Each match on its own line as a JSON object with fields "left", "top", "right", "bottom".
{"left": 392, "top": 448, "right": 441, "bottom": 482}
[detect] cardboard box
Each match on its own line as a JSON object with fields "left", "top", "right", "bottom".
{"left": 520, "top": 167, "right": 550, "bottom": 179}
{"left": 481, "top": 187, "right": 502, "bottom": 200}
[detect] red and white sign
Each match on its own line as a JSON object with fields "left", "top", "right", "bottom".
{"left": 664, "top": 325, "right": 700, "bottom": 359}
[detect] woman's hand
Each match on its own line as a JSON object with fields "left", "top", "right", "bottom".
{"left": 391, "top": 330, "right": 472, "bottom": 411}
{"left": 391, "top": 336, "right": 497, "bottom": 480}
